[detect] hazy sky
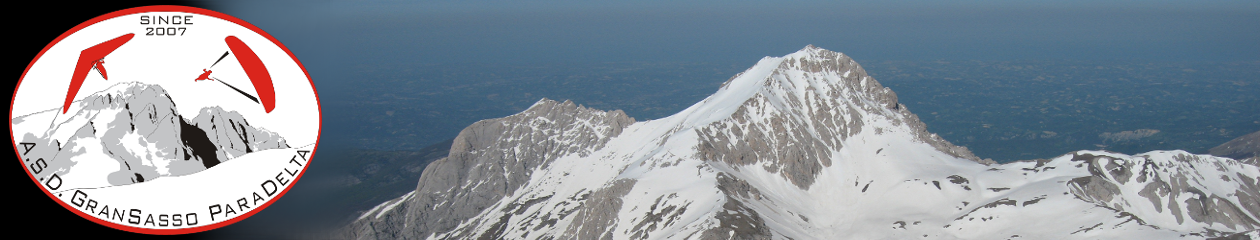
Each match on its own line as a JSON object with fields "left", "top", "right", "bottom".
{"left": 214, "top": 0, "right": 1259, "bottom": 67}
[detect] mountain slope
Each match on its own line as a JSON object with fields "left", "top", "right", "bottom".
{"left": 341, "top": 46, "right": 1259, "bottom": 239}
{"left": 1212, "top": 131, "right": 1260, "bottom": 166}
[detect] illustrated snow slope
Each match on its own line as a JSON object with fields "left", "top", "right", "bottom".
{"left": 342, "top": 46, "right": 1260, "bottom": 239}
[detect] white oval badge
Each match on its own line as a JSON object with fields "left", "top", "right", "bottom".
{"left": 10, "top": 6, "right": 320, "bottom": 234}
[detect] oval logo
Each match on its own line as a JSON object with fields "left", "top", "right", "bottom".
{"left": 10, "top": 6, "right": 320, "bottom": 234}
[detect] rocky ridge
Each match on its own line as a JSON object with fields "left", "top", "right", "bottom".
{"left": 340, "top": 99, "right": 634, "bottom": 239}
{"left": 342, "top": 46, "right": 1259, "bottom": 239}
{"left": 1212, "top": 131, "right": 1260, "bottom": 166}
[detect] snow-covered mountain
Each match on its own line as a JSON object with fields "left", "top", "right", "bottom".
{"left": 12, "top": 82, "right": 288, "bottom": 190}
{"left": 341, "top": 46, "right": 1260, "bottom": 239}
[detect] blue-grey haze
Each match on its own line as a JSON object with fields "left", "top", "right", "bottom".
{"left": 212, "top": 0, "right": 1260, "bottom": 147}
{"left": 192, "top": 0, "right": 1260, "bottom": 237}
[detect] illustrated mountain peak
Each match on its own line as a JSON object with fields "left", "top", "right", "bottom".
{"left": 13, "top": 81, "right": 289, "bottom": 190}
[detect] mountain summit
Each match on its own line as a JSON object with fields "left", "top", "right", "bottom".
{"left": 342, "top": 46, "right": 1259, "bottom": 239}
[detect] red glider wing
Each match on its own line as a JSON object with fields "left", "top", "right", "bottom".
{"left": 62, "top": 33, "right": 133, "bottom": 114}
{"left": 225, "top": 36, "right": 276, "bottom": 113}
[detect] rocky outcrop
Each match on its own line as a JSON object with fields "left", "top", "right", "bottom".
{"left": 188, "top": 106, "right": 289, "bottom": 161}
{"left": 341, "top": 99, "right": 634, "bottom": 239}
{"left": 695, "top": 45, "right": 983, "bottom": 190}
{"left": 560, "top": 179, "right": 637, "bottom": 240}
{"left": 1068, "top": 151, "right": 1260, "bottom": 232}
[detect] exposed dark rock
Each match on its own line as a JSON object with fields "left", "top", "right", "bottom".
{"left": 562, "top": 179, "right": 636, "bottom": 240}
{"left": 699, "top": 196, "right": 772, "bottom": 240}
{"left": 947, "top": 175, "right": 969, "bottom": 185}
{"left": 180, "top": 117, "right": 220, "bottom": 168}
